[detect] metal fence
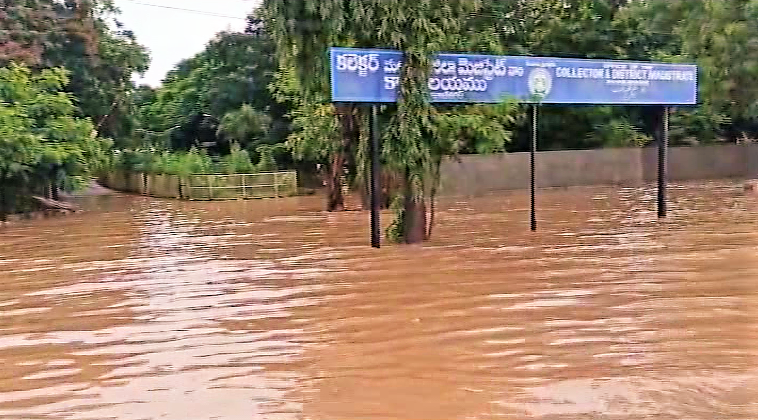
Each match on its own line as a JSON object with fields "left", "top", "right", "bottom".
{"left": 101, "top": 171, "right": 298, "bottom": 200}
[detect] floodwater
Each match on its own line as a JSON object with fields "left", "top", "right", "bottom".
{"left": 0, "top": 181, "right": 757, "bottom": 420}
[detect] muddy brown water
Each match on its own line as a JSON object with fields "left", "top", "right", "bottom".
{"left": 0, "top": 181, "right": 757, "bottom": 419}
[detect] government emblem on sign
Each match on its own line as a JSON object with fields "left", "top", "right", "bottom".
{"left": 528, "top": 67, "right": 553, "bottom": 99}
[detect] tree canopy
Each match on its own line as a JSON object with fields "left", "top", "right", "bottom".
{"left": 1, "top": 0, "right": 149, "bottom": 144}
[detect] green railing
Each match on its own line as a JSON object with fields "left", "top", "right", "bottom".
{"left": 100, "top": 171, "right": 298, "bottom": 200}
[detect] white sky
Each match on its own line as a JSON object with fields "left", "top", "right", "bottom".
{"left": 113, "top": 0, "right": 261, "bottom": 86}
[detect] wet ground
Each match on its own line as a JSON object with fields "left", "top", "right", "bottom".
{"left": 0, "top": 181, "right": 757, "bottom": 419}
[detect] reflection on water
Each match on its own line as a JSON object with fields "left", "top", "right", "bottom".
{"left": 1, "top": 181, "right": 757, "bottom": 419}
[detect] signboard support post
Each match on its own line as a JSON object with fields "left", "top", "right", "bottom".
{"left": 531, "top": 104, "right": 538, "bottom": 232}
{"left": 369, "top": 104, "right": 382, "bottom": 248}
{"left": 658, "top": 106, "right": 669, "bottom": 218}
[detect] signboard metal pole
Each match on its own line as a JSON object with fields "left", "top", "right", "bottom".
{"left": 658, "top": 106, "right": 669, "bottom": 218}
{"left": 531, "top": 104, "right": 538, "bottom": 232}
{"left": 370, "top": 105, "right": 382, "bottom": 248}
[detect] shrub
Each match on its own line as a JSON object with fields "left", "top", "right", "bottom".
{"left": 256, "top": 145, "right": 278, "bottom": 172}
{"left": 222, "top": 143, "right": 256, "bottom": 174}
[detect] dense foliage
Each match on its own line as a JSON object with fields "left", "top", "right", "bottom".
{"left": 135, "top": 18, "right": 288, "bottom": 164}
{"left": 1, "top": 0, "right": 147, "bottom": 217}
{"left": 1, "top": 0, "right": 150, "bottom": 144}
{"left": 5, "top": 0, "right": 758, "bottom": 243}
{"left": 0, "top": 64, "right": 110, "bottom": 219}
{"left": 112, "top": 145, "right": 277, "bottom": 176}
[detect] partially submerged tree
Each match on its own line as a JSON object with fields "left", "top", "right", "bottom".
{"left": 263, "top": 1, "right": 370, "bottom": 212}
{"left": 264, "top": 0, "right": 521, "bottom": 242}
{"left": 0, "top": 64, "right": 110, "bottom": 219}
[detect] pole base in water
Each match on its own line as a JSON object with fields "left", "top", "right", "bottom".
{"left": 530, "top": 104, "right": 538, "bottom": 231}
{"left": 369, "top": 105, "right": 381, "bottom": 248}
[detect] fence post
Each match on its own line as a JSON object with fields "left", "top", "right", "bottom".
{"left": 274, "top": 172, "right": 279, "bottom": 198}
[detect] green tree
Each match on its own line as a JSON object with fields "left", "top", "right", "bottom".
{"left": 624, "top": 0, "right": 758, "bottom": 141}
{"left": 0, "top": 0, "right": 88, "bottom": 66}
{"left": 269, "top": 62, "right": 357, "bottom": 211}
{"left": 472, "top": 0, "right": 649, "bottom": 151}
{"left": 0, "top": 101, "right": 41, "bottom": 220}
{"left": 222, "top": 143, "right": 256, "bottom": 174}
{"left": 0, "top": 0, "right": 150, "bottom": 145}
{"left": 477, "top": 0, "right": 628, "bottom": 58}
{"left": 139, "top": 20, "right": 283, "bottom": 143}
{"left": 265, "top": 0, "right": 521, "bottom": 242}
{"left": 0, "top": 63, "right": 110, "bottom": 219}
{"left": 217, "top": 104, "right": 271, "bottom": 150}
{"left": 255, "top": 144, "right": 279, "bottom": 172}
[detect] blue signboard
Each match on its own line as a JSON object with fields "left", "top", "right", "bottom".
{"left": 330, "top": 47, "right": 697, "bottom": 105}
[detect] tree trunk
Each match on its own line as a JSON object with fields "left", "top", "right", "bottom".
{"left": 426, "top": 194, "right": 435, "bottom": 240}
{"left": 360, "top": 169, "right": 399, "bottom": 210}
{"left": 426, "top": 158, "right": 442, "bottom": 240}
{"left": 326, "top": 157, "right": 345, "bottom": 212}
{"left": 402, "top": 169, "right": 426, "bottom": 244}
{"left": 50, "top": 166, "right": 60, "bottom": 201}
{"left": 326, "top": 104, "right": 360, "bottom": 212}
{"left": 0, "top": 173, "right": 6, "bottom": 223}
{"left": 51, "top": 183, "right": 60, "bottom": 201}
{"left": 403, "top": 194, "right": 427, "bottom": 244}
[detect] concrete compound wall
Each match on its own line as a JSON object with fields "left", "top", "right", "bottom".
{"left": 749, "top": 143, "right": 758, "bottom": 178}
{"left": 439, "top": 143, "right": 758, "bottom": 196}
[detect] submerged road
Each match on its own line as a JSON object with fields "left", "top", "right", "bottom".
{"left": 0, "top": 181, "right": 757, "bottom": 419}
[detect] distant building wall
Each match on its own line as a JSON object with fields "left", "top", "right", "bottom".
{"left": 440, "top": 144, "right": 758, "bottom": 196}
